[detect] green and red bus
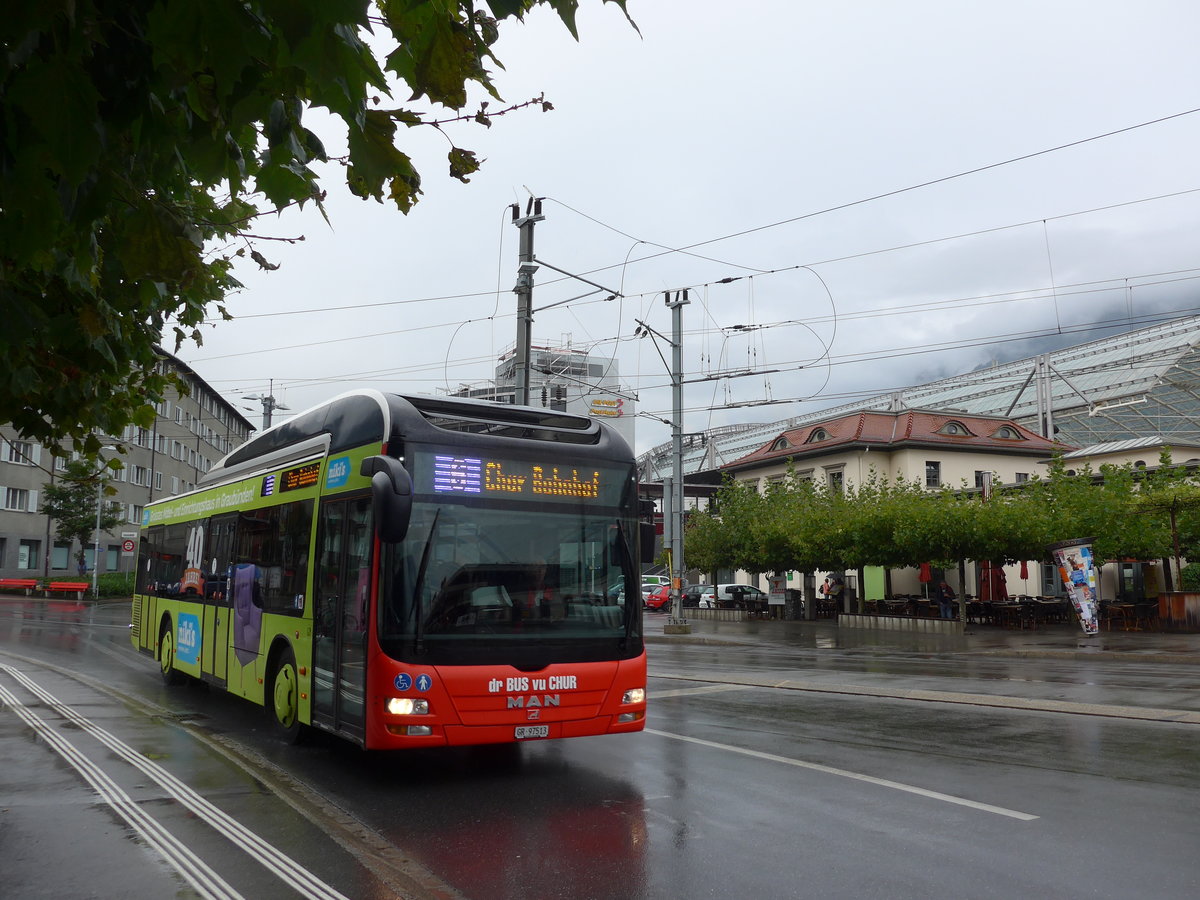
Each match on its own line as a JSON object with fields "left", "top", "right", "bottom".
{"left": 130, "top": 391, "right": 649, "bottom": 749}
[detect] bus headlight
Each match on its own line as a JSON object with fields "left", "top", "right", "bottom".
{"left": 621, "top": 688, "right": 645, "bottom": 705}
{"left": 387, "top": 697, "right": 430, "bottom": 715}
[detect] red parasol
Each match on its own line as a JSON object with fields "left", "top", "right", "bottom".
{"left": 919, "top": 562, "right": 932, "bottom": 598}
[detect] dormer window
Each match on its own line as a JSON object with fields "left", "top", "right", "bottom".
{"left": 938, "top": 421, "right": 973, "bottom": 437}
{"left": 771, "top": 437, "right": 790, "bottom": 451}
{"left": 806, "top": 428, "right": 830, "bottom": 443}
{"left": 992, "top": 425, "right": 1024, "bottom": 440}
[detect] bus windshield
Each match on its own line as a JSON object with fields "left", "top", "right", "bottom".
{"left": 377, "top": 500, "right": 640, "bottom": 657}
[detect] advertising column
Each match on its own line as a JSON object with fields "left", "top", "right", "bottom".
{"left": 768, "top": 575, "right": 786, "bottom": 620}
{"left": 1048, "top": 538, "right": 1100, "bottom": 635}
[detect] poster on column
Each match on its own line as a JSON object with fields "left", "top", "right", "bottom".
{"left": 1048, "top": 538, "right": 1100, "bottom": 635}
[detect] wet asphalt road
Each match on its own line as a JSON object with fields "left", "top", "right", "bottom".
{"left": 2, "top": 600, "right": 1199, "bottom": 899}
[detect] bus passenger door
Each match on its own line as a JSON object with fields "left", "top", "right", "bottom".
{"left": 313, "top": 494, "right": 372, "bottom": 740}
{"left": 201, "top": 514, "right": 237, "bottom": 684}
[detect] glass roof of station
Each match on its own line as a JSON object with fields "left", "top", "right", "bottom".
{"left": 638, "top": 314, "right": 1200, "bottom": 481}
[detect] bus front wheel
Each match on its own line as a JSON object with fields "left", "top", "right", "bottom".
{"left": 159, "top": 621, "right": 184, "bottom": 685}
{"left": 269, "top": 646, "right": 303, "bottom": 743}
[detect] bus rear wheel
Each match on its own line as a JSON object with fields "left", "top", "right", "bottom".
{"left": 269, "top": 647, "right": 303, "bottom": 743}
{"left": 159, "top": 621, "right": 185, "bottom": 685}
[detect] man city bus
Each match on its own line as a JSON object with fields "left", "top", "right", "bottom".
{"left": 131, "top": 391, "right": 650, "bottom": 749}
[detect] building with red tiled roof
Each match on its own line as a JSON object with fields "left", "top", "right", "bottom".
{"left": 724, "top": 409, "right": 1072, "bottom": 493}
{"left": 713, "top": 409, "right": 1075, "bottom": 607}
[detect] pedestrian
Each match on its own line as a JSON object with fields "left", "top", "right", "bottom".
{"left": 828, "top": 577, "right": 844, "bottom": 611}
{"left": 936, "top": 581, "right": 957, "bottom": 619}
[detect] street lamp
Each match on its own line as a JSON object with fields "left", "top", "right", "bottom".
{"left": 92, "top": 445, "right": 118, "bottom": 599}
{"left": 242, "top": 379, "right": 289, "bottom": 430}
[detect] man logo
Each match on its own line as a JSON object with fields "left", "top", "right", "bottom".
{"left": 506, "top": 695, "right": 561, "bottom": 709}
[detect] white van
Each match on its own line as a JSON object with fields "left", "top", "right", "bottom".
{"left": 699, "top": 584, "right": 768, "bottom": 610}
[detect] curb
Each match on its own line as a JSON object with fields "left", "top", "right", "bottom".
{"left": 650, "top": 671, "right": 1200, "bottom": 725}
{"left": 644, "top": 633, "right": 1200, "bottom": 665}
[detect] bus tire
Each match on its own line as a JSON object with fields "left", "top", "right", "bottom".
{"left": 268, "top": 646, "right": 304, "bottom": 743}
{"left": 159, "top": 620, "right": 185, "bottom": 685}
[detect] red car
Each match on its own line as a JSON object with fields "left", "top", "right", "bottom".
{"left": 644, "top": 585, "right": 673, "bottom": 611}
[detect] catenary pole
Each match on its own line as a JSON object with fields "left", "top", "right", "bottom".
{"left": 666, "top": 290, "right": 691, "bottom": 630}
{"left": 512, "top": 199, "right": 544, "bottom": 406}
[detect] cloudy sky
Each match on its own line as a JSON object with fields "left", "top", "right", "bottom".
{"left": 181, "top": 1, "right": 1200, "bottom": 454}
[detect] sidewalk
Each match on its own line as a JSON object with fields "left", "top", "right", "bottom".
{"left": 643, "top": 613, "right": 1200, "bottom": 663}
{"left": 642, "top": 614, "right": 1200, "bottom": 724}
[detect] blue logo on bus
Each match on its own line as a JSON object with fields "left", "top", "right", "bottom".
{"left": 326, "top": 456, "right": 351, "bottom": 489}
{"left": 415, "top": 674, "right": 432, "bottom": 692}
{"left": 141, "top": 509, "right": 151, "bottom": 526}
{"left": 394, "top": 673, "right": 412, "bottom": 691}
{"left": 176, "top": 613, "right": 201, "bottom": 665}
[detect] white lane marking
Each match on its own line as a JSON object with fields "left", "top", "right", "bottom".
{"left": 0, "top": 664, "right": 351, "bottom": 900}
{"left": 653, "top": 684, "right": 754, "bottom": 699}
{"left": 0, "top": 681, "right": 246, "bottom": 900}
{"left": 645, "top": 727, "right": 1039, "bottom": 821}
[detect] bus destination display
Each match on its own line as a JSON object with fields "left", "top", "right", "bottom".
{"left": 429, "top": 453, "right": 604, "bottom": 502}
{"left": 280, "top": 462, "right": 321, "bottom": 492}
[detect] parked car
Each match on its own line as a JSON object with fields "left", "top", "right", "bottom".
{"left": 699, "top": 584, "right": 769, "bottom": 610}
{"left": 640, "top": 576, "right": 670, "bottom": 599}
{"left": 643, "top": 585, "right": 673, "bottom": 611}
{"left": 682, "top": 584, "right": 712, "bottom": 607}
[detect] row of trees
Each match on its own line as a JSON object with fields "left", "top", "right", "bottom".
{"left": 684, "top": 451, "right": 1200, "bottom": 586}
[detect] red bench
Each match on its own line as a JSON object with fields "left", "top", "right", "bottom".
{"left": 0, "top": 578, "right": 39, "bottom": 596}
{"left": 45, "top": 581, "right": 89, "bottom": 600}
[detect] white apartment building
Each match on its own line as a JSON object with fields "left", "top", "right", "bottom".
{"left": 0, "top": 349, "right": 254, "bottom": 580}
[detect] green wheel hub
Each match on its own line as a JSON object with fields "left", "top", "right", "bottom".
{"left": 160, "top": 631, "right": 174, "bottom": 676}
{"left": 272, "top": 660, "right": 298, "bottom": 729}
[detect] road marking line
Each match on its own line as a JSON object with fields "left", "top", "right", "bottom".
{"left": 653, "top": 684, "right": 754, "bottom": 699}
{"left": 0, "top": 663, "right": 350, "bottom": 900}
{"left": 645, "top": 727, "right": 1039, "bottom": 821}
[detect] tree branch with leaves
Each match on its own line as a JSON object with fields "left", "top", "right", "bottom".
{"left": 1, "top": 0, "right": 635, "bottom": 455}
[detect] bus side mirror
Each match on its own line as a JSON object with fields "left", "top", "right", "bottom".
{"left": 360, "top": 456, "right": 413, "bottom": 543}
{"left": 639, "top": 521, "right": 656, "bottom": 566}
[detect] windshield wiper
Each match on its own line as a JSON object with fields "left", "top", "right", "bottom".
{"left": 411, "top": 509, "right": 441, "bottom": 654}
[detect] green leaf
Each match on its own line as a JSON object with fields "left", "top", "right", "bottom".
{"left": 346, "top": 109, "right": 422, "bottom": 209}
{"left": 448, "top": 147, "right": 482, "bottom": 182}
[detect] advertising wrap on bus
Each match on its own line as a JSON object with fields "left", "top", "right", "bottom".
{"left": 130, "top": 391, "right": 647, "bottom": 751}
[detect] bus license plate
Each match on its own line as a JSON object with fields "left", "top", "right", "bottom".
{"left": 514, "top": 725, "right": 549, "bottom": 740}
